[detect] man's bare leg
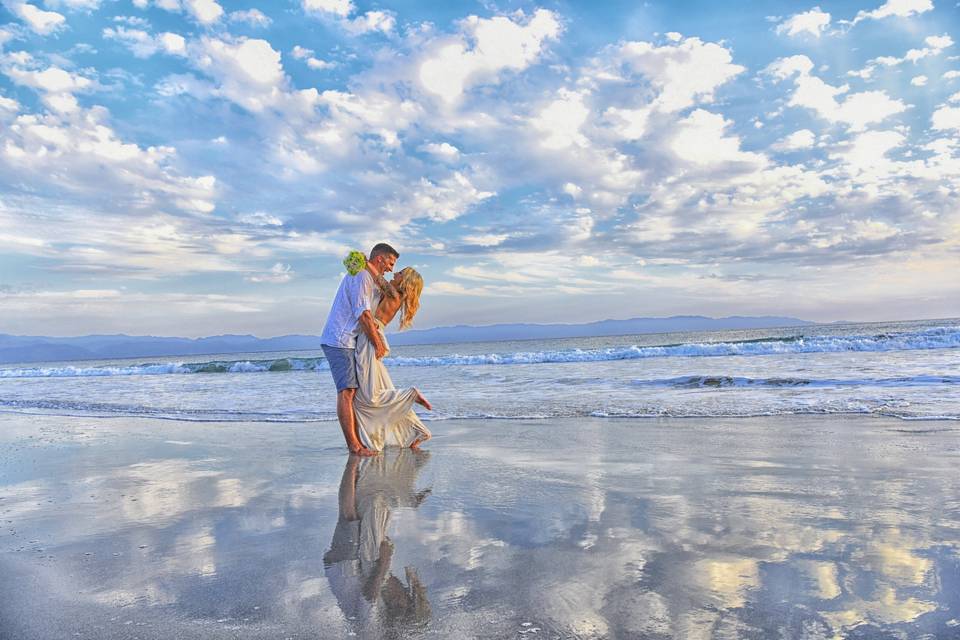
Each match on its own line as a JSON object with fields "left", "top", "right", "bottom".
{"left": 337, "top": 388, "right": 377, "bottom": 456}
{"left": 413, "top": 388, "right": 432, "bottom": 411}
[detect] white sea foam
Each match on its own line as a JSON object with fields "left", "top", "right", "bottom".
{"left": 632, "top": 375, "right": 960, "bottom": 388}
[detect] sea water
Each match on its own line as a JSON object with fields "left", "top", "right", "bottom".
{"left": 1, "top": 318, "right": 958, "bottom": 423}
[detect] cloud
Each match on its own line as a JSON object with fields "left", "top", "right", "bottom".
{"left": 614, "top": 36, "right": 746, "bottom": 112}
{"left": 102, "top": 27, "right": 187, "bottom": 58}
{"left": 302, "top": 0, "right": 352, "bottom": 18}
{"left": 302, "top": 0, "right": 394, "bottom": 35}
{"left": 132, "top": 0, "right": 223, "bottom": 25}
{"left": 193, "top": 36, "right": 289, "bottom": 112}
{"left": 290, "top": 45, "right": 333, "bottom": 70}
{"left": 670, "top": 109, "right": 766, "bottom": 167}
{"left": 419, "top": 141, "right": 460, "bottom": 160}
{"left": 765, "top": 55, "right": 815, "bottom": 79}
{"left": 531, "top": 89, "right": 590, "bottom": 149}
{"left": 772, "top": 129, "right": 816, "bottom": 151}
{"left": 229, "top": 8, "right": 271, "bottom": 27}
{"left": 237, "top": 211, "right": 283, "bottom": 226}
{"left": 418, "top": 9, "right": 562, "bottom": 103}
{"left": 776, "top": 7, "right": 831, "bottom": 38}
{"left": 851, "top": 0, "right": 933, "bottom": 25}
{"left": 850, "top": 33, "right": 954, "bottom": 79}
{"left": 2, "top": 0, "right": 66, "bottom": 35}
{"left": 462, "top": 233, "right": 508, "bottom": 247}
{"left": 910, "top": 75, "right": 927, "bottom": 86}
{"left": 184, "top": 0, "right": 223, "bottom": 25}
{"left": 342, "top": 10, "right": 395, "bottom": 35}
{"left": 382, "top": 172, "right": 495, "bottom": 223}
{"left": 246, "top": 262, "right": 293, "bottom": 283}
{"left": 0, "top": 56, "right": 217, "bottom": 216}
{"left": 931, "top": 106, "right": 960, "bottom": 130}
{"left": 767, "top": 56, "right": 908, "bottom": 130}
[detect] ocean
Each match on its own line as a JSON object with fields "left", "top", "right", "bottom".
{"left": 2, "top": 317, "right": 958, "bottom": 424}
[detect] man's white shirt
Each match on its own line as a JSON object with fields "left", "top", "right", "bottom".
{"left": 320, "top": 270, "right": 376, "bottom": 349}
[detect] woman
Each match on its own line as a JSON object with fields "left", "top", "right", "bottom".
{"left": 353, "top": 267, "right": 432, "bottom": 451}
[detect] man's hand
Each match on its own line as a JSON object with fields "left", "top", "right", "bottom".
{"left": 375, "top": 340, "right": 388, "bottom": 360}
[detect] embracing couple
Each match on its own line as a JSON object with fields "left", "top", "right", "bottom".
{"left": 320, "top": 243, "right": 432, "bottom": 456}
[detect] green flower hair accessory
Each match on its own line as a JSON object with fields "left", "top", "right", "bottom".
{"left": 343, "top": 250, "right": 367, "bottom": 275}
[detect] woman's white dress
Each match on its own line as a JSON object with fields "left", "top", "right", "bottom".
{"left": 354, "top": 313, "right": 431, "bottom": 451}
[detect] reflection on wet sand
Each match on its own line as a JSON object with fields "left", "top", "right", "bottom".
{"left": 1, "top": 415, "right": 959, "bottom": 639}
{"left": 324, "top": 450, "right": 432, "bottom": 636}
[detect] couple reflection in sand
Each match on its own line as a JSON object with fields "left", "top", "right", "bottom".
{"left": 324, "top": 448, "right": 432, "bottom": 633}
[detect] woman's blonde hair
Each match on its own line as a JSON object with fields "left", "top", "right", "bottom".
{"left": 397, "top": 267, "right": 423, "bottom": 330}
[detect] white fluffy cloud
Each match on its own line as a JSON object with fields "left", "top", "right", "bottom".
{"left": 848, "top": 35, "right": 954, "bottom": 80}
{"left": 419, "top": 10, "right": 562, "bottom": 103}
{"left": 773, "top": 129, "right": 817, "bottom": 151}
{"left": 420, "top": 142, "right": 460, "bottom": 160}
{"left": 767, "top": 55, "right": 908, "bottom": 130}
{"left": 776, "top": 7, "right": 831, "bottom": 38}
{"left": 103, "top": 27, "right": 187, "bottom": 58}
{"left": 2, "top": 0, "right": 66, "bottom": 35}
{"left": 302, "top": 0, "right": 394, "bottom": 35}
{"left": 932, "top": 106, "right": 960, "bottom": 131}
{"left": 670, "top": 109, "right": 766, "bottom": 167}
{"left": 382, "top": 172, "right": 495, "bottom": 223}
{"left": 343, "top": 10, "right": 395, "bottom": 35}
{"left": 615, "top": 36, "right": 746, "bottom": 112}
{"left": 852, "top": 0, "right": 934, "bottom": 25}
{"left": 290, "top": 45, "right": 333, "bottom": 70}
{"left": 132, "top": 0, "right": 223, "bottom": 25}
{"left": 246, "top": 262, "right": 293, "bottom": 283}
{"left": 910, "top": 75, "right": 927, "bottom": 86}
{"left": 302, "top": 0, "right": 352, "bottom": 17}
{"left": 194, "top": 37, "right": 288, "bottom": 112}
{"left": 228, "top": 8, "right": 270, "bottom": 27}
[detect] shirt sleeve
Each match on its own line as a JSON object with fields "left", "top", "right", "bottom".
{"left": 350, "top": 272, "right": 374, "bottom": 320}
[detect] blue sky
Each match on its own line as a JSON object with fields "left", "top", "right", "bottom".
{"left": 0, "top": 0, "right": 958, "bottom": 337}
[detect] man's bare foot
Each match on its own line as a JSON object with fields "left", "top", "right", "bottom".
{"left": 414, "top": 389, "right": 432, "bottom": 411}
{"left": 350, "top": 446, "right": 379, "bottom": 457}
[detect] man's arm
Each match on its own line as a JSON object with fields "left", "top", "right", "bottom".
{"left": 358, "top": 310, "right": 387, "bottom": 359}
{"left": 372, "top": 274, "right": 400, "bottom": 300}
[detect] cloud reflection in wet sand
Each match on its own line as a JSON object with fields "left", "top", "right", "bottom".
{"left": 0, "top": 415, "right": 958, "bottom": 638}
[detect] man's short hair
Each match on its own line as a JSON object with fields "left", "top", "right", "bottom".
{"left": 370, "top": 243, "right": 399, "bottom": 260}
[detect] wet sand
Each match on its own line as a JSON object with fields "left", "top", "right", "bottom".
{"left": 1, "top": 413, "right": 959, "bottom": 639}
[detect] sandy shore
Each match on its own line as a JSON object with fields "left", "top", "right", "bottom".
{"left": 1, "top": 413, "right": 959, "bottom": 639}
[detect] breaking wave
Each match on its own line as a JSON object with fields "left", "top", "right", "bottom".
{"left": 1, "top": 326, "right": 958, "bottom": 379}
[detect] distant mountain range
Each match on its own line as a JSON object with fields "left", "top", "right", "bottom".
{"left": 0, "top": 315, "right": 814, "bottom": 364}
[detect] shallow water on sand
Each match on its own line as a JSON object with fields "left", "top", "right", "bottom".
{"left": 1, "top": 414, "right": 959, "bottom": 639}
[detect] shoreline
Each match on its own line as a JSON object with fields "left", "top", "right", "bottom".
{"left": 2, "top": 413, "right": 959, "bottom": 638}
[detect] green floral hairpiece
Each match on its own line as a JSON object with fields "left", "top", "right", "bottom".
{"left": 342, "top": 250, "right": 367, "bottom": 275}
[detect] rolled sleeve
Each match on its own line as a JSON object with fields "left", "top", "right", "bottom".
{"left": 350, "top": 272, "right": 374, "bottom": 320}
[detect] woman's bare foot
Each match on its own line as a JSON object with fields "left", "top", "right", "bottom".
{"left": 409, "top": 434, "right": 430, "bottom": 450}
{"left": 414, "top": 389, "right": 432, "bottom": 411}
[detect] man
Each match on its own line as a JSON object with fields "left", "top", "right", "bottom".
{"left": 321, "top": 243, "right": 398, "bottom": 456}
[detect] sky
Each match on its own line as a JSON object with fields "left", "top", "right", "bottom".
{"left": 0, "top": 0, "right": 958, "bottom": 337}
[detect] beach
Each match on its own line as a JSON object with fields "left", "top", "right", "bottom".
{"left": 2, "top": 413, "right": 959, "bottom": 639}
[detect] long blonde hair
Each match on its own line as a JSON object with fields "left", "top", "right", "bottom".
{"left": 397, "top": 267, "right": 423, "bottom": 330}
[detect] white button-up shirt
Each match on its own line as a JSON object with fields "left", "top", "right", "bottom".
{"left": 320, "top": 270, "right": 376, "bottom": 349}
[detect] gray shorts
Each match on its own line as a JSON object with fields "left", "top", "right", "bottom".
{"left": 321, "top": 344, "right": 358, "bottom": 392}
